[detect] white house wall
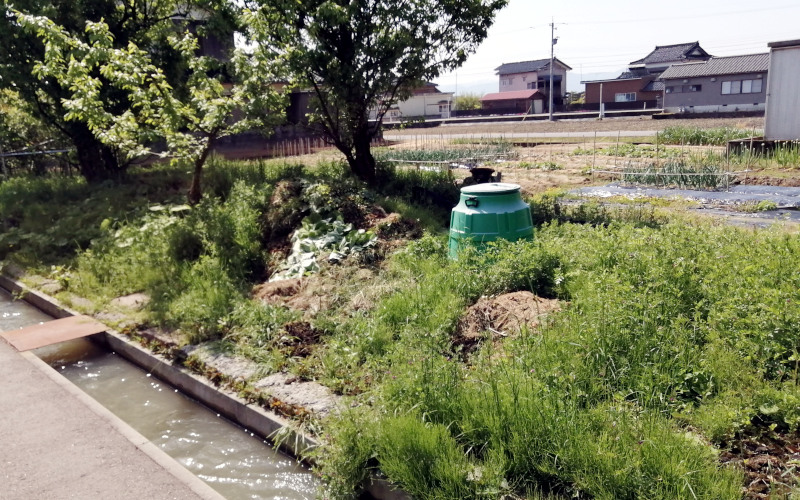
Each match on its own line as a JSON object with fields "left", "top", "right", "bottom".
{"left": 765, "top": 44, "right": 800, "bottom": 140}
{"left": 396, "top": 93, "right": 453, "bottom": 118}
{"left": 499, "top": 68, "right": 568, "bottom": 95}
{"left": 499, "top": 71, "right": 539, "bottom": 91}
{"left": 371, "top": 92, "right": 454, "bottom": 122}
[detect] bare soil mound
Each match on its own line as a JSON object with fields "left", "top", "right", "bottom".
{"left": 743, "top": 175, "right": 800, "bottom": 187}
{"left": 454, "top": 291, "right": 561, "bottom": 354}
{"left": 280, "top": 321, "right": 324, "bottom": 357}
{"left": 252, "top": 277, "right": 332, "bottom": 316}
{"left": 720, "top": 434, "right": 800, "bottom": 499}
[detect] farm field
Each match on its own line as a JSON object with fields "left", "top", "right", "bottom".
{"left": 3, "top": 120, "right": 800, "bottom": 499}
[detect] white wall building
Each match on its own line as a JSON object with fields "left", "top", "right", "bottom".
{"left": 372, "top": 82, "right": 453, "bottom": 122}
{"left": 765, "top": 39, "right": 800, "bottom": 140}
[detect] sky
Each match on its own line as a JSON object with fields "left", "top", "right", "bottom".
{"left": 436, "top": 0, "right": 800, "bottom": 95}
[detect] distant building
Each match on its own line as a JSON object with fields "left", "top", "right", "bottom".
{"left": 495, "top": 58, "right": 571, "bottom": 111}
{"left": 583, "top": 42, "right": 712, "bottom": 111}
{"left": 372, "top": 82, "right": 453, "bottom": 122}
{"left": 480, "top": 89, "right": 546, "bottom": 114}
{"left": 659, "top": 53, "right": 769, "bottom": 114}
{"left": 765, "top": 39, "right": 800, "bottom": 140}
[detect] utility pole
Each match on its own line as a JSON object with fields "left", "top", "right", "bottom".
{"left": 548, "top": 20, "right": 557, "bottom": 121}
{"left": 453, "top": 72, "right": 458, "bottom": 112}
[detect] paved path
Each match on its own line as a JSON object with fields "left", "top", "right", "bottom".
{"left": 0, "top": 301, "right": 221, "bottom": 500}
{"left": 385, "top": 130, "right": 659, "bottom": 141}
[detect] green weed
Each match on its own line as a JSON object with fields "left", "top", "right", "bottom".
{"left": 659, "top": 126, "right": 753, "bottom": 146}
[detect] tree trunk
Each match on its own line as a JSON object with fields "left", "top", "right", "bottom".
{"left": 349, "top": 127, "right": 377, "bottom": 185}
{"left": 187, "top": 138, "right": 215, "bottom": 206}
{"left": 71, "top": 123, "right": 124, "bottom": 183}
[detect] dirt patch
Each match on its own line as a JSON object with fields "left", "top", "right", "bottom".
{"left": 253, "top": 277, "right": 332, "bottom": 316}
{"left": 453, "top": 291, "right": 561, "bottom": 355}
{"left": 720, "top": 434, "right": 800, "bottom": 499}
{"left": 741, "top": 175, "right": 800, "bottom": 187}
{"left": 253, "top": 278, "right": 302, "bottom": 299}
{"left": 280, "top": 321, "right": 324, "bottom": 357}
{"left": 373, "top": 212, "right": 423, "bottom": 240}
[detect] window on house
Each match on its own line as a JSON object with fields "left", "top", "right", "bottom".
{"left": 438, "top": 104, "right": 449, "bottom": 112}
{"left": 667, "top": 85, "right": 683, "bottom": 93}
{"left": 527, "top": 82, "right": 535, "bottom": 89}
{"left": 741, "top": 79, "right": 763, "bottom": 93}
{"left": 742, "top": 80, "right": 752, "bottom": 93}
{"left": 615, "top": 92, "right": 636, "bottom": 102}
{"left": 722, "top": 79, "right": 763, "bottom": 95}
{"left": 689, "top": 85, "right": 702, "bottom": 92}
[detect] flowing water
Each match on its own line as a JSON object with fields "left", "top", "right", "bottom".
{"left": 1, "top": 290, "right": 319, "bottom": 499}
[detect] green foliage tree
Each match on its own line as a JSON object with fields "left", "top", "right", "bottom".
{"left": 15, "top": 12, "right": 285, "bottom": 204}
{"left": 246, "top": 0, "right": 508, "bottom": 185}
{"left": 0, "top": 88, "right": 69, "bottom": 176}
{"left": 453, "top": 92, "right": 482, "bottom": 111}
{"left": 1, "top": 0, "right": 236, "bottom": 183}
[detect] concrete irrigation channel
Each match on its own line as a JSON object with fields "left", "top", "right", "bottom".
{"left": 0, "top": 275, "right": 406, "bottom": 499}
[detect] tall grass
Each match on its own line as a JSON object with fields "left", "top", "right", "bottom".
{"left": 318, "top": 220, "right": 800, "bottom": 498}
{"left": 0, "top": 164, "right": 188, "bottom": 265}
{"left": 659, "top": 126, "right": 753, "bottom": 146}
{"left": 374, "top": 144, "right": 515, "bottom": 164}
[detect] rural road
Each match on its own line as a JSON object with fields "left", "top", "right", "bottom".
{"left": 385, "top": 130, "right": 659, "bottom": 141}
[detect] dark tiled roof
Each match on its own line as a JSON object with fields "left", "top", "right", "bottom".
{"left": 659, "top": 53, "right": 769, "bottom": 79}
{"left": 617, "top": 67, "right": 651, "bottom": 79}
{"left": 642, "top": 80, "right": 664, "bottom": 92}
{"left": 495, "top": 58, "right": 572, "bottom": 75}
{"left": 630, "top": 42, "right": 710, "bottom": 65}
{"left": 769, "top": 39, "right": 800, "bottom": 49}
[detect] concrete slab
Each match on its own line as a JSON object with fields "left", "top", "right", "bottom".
{"left": 1, "top": 314, "right": 108, "bottom": 351}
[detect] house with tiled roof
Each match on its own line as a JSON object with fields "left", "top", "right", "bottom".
{"left": 659, "top": 53, "right": 769, "bottom": 114}
{"left": 480, "top": 89, "right": 547, "bottom": 114}
{"left": 582, "top": 42, "right": 712, "bottom": 111}
{"left": 494, "top": 58, "right": 571, "bottom": 111}
{"left": 629, "top": 42, "right": 711, "bottom": 72}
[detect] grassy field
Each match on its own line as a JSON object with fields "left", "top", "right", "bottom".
{"left": 3, "top": 125, "right": 800, "bottom": 499}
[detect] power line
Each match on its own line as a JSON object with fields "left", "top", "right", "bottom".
{"left": 548, "top": 3, "right": 799, "bottom": 27}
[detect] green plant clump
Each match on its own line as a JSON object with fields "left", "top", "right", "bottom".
{"left": 659, "top": 126, "right": 753, "bottom": 146}
{"left": 621, "top": 160, "right": 727, "bottom": 189}
{"left": 375, "top": 144, "right": 516, "bottom": 164}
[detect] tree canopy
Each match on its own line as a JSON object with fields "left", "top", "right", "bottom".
{"left": 14, "top": 5, "right": 285, "bottom": 203}
{"left": 1, "top": 0, "right": 238, "bottom": 182}
{"left": 247, "top": 0, "right": 508, "bottom": 184}
{"left": 454, "top": 93, "right": 483, "bottom": 111}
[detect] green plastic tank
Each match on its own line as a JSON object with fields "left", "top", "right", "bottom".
{"left": 448, "top": 183, "right": 533, "bottom": 259}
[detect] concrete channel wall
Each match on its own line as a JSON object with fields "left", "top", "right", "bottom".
{"left": 0, "top": 273, "right": 409, "bottom": 500}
